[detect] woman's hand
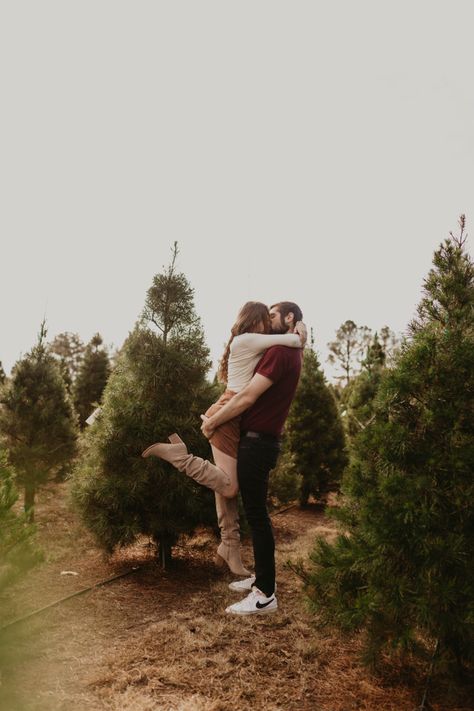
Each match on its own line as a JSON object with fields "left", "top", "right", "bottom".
{"left": 295, "top": 321, "right": 308, "bottom": 347}
{"left": 200, "top": 414, "right": 215, "bottom": 439}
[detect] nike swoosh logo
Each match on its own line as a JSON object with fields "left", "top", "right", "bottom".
{"left": 256, "top": 598, "right": 275, "bottom": 609}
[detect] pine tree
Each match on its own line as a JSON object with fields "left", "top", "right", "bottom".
{"left": 305, "top": 218, "right": 474, "bottom": 671}
{"left": 379, "top": 325, "right": 400, "bottom": 366}
{"left": 72, "top": 244, "right": 217, "bottom": 567}
{"left": 285, "top": 345, "right": 348, "bottom": 506}
{"left": 0, "top": 322, "right": 78, "bottom": 521}
{"left": 73, "top": 334, "right": 111, "bottom": 427}
{"left": 268, "top": 450, "right": 303, "bottom": 506}
{"left": 327, "top": 320, "right": 372, "bottom": 386}
{"left": 48, "top": 332, "right": 85, "bottom": 392}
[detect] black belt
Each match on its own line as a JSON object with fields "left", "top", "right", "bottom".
{"left": 242, "top": 430, "right": 281, "bottom": 443}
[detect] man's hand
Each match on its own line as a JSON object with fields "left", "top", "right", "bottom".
{"left": 200, "top": 414, "right": 215, "bottom": 440}
{"left": 295, "top": 321, "right": 307, "bottom": 347}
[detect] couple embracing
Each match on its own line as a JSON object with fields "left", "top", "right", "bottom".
{"left": 142, "top": 300, "right": 306, "bottom": 615}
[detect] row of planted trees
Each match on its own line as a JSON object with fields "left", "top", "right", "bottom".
{"left": 0, "top": 322, "right": 112, "bottom": 617}
{"left": 0, "top": 328, "right": 111, "bottom": 522}
{"left": 0, "top": 239, "right": 348, "bottom": 576}
{"left": 1, "top": 224, "right": 473, "bottom": 679}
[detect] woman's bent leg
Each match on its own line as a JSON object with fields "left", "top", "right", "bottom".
{"left": 143, "top": 435, "right": 234, "bottom": 496}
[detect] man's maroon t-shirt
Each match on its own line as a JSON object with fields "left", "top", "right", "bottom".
{"left": 240, "top": 345, "right": 302, "bottom": 436}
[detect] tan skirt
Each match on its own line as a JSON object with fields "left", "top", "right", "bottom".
{"left": 205, "top": 389, "right": 240, "bottom": 458}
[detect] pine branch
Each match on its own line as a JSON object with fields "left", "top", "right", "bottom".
{"left": 284, "top": 560, "right": 311, "bottom": 584}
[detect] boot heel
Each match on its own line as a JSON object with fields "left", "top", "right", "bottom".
{"left": 215, "top": 544, "right": 251, "bottom": 577}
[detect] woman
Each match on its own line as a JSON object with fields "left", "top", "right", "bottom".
{"left": 142, "top": 301, "right": 305, "bottom": 575}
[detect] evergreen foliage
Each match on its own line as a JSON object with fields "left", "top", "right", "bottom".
{"left": 0, "top": 322, "right": 78, "bottom": 521}
{"left": 73, "top": 333, "right": 111, "bottom": 427}
{"left": 379, "top": 325, "right": 400, "bottom": 366}
{"left": 0, "top": 447, "right": 42, "bottom": 707}
{"left": 305, "top": 219, "right": 474, "bottom": 671}
{"left": 0, "top": 448, "right": 41, "bottom": 597}
{"left": 72, "top": 244, "right": 218, "bottom": 567}
{"left": 285, "top": 347, "right": 348, "bottom": 506}
{"left": 0, "top": 362, "right": 6, "bottom": 385}
{"left": 268, "top": 451, "right": 303, "bottom": 506}
{"left": 343, "top": 333, "right": 387, "bottom": 441}
{"left": 48, "top": 332, "right": 85, "bottom": 392}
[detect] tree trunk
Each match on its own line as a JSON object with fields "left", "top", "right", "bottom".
{"left": 24, "top": 481, "right": 36, "bottom": 523}
{"left": 299, "top": 483, "right": 310, "bottom": 508}
{"left": 157, "top": 534, "right": 173, "bottom": 569}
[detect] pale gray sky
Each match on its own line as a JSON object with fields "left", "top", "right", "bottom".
{"left": 1, "top": 1, "right": 473, "bottom": 380}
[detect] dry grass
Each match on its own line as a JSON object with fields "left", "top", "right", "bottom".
{"left": 1, "top": 483, "right": 472, "bottom": 711}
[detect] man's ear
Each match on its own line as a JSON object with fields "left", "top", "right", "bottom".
{"left": 285, "top": 311, "right": 295, "bottom": 325}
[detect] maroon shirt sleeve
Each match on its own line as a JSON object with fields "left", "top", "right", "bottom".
{"left": 254, "top": 346, "right": 287, "bottom": 383}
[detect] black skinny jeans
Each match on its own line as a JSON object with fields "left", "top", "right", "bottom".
{"left": 237, "top": 435, "right": 281, "bottom": 597}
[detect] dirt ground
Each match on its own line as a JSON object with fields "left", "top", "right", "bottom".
{"left": 1, "top": 482, "right": 472, "bottom": 711}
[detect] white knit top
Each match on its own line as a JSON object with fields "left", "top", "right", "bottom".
{"left": 226, "top": 332, "right": 301, "bottom": 393}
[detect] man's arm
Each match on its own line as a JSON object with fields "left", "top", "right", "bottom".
{"left": 201, "top": 373, "right": 273, "bottom": 438}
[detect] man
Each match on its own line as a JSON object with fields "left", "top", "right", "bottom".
{"left": 201, "top": 301, "right": 304, "bottom": 615}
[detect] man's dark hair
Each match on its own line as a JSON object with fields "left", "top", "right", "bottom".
{"left": 270, "top": 301, "right": 303, "bottom": 324}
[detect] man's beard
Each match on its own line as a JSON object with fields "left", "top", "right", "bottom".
{"left": 271, "top": 318, "right": 288, "bottom": 334}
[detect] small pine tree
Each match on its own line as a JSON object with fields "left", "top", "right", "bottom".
{"left": 0, "top": 322, "right": 78, "bottom": 521}
{"left": 73, "top": 334, "right": 111, "bottom": 427}
{"left": 285, "top": 345, "right": 348, "bottom": 506}
{"left": 268, "top": 451, "right": 303, "bottom": 506}
{"left": 305, "top": 218, "right": 474, "bottom": 671}
{"left": 72, "top": 244, "right": 217, "bottom": 567}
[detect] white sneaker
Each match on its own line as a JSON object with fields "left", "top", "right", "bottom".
{"left": 225, "top": 588, "right": 278, "bottom": 615}
{"left": 228, "top": 576, "right": 256, "bottom": 592}
{"left": 228, "top": 576, "right": 277, "bottom": 593}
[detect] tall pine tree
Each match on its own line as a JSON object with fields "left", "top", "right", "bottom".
{"left": 327, "top": 320, "right": 372, "bottom": 386}
{"left": 285, "top": 344, "right": 348, "bottom": 506}
{"left": 305, "top": 218, "right": 474, "bottom": 671}
{"left": 0, "top": 322, "right": 78, "bottom": 521}
{"left": 72, "top": 244, "right": 217, "bottom": 567}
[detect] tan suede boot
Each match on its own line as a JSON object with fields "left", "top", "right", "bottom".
{"left": 142, "top": 434, "right": 232, "bottom": 496}
{"left": 214, "top": 492, "right": 250, "bottom": 576}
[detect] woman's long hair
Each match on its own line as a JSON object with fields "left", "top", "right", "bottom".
{"left": 217, "top": 302, "right": 271, "bottom": 384}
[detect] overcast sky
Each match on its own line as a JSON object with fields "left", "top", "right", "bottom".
{"left": 1, "top": 1, "right": 473, "bottom": 381}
